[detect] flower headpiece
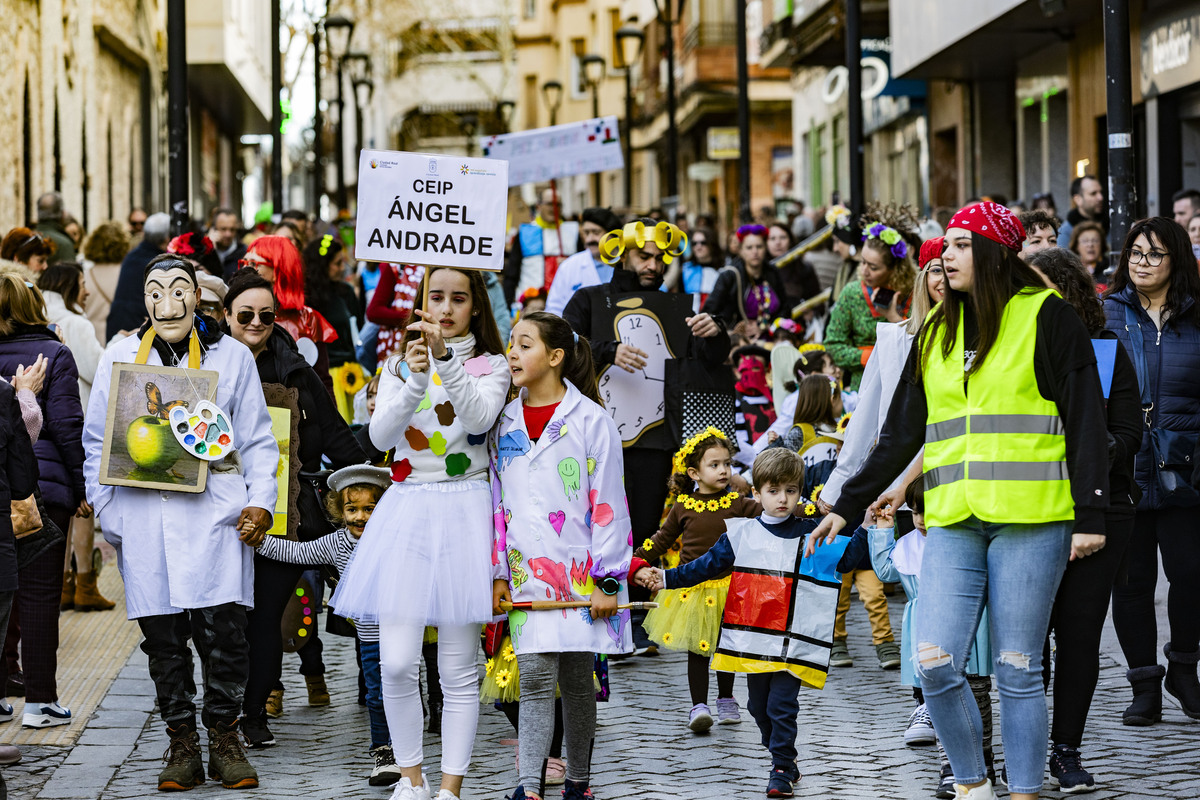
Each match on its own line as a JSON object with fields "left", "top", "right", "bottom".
{"left": 736, "top": 224, "right": 768, "bottom": 241}
{"left": 862, "top": 221, "right": 909, "bottom": 260}
{"left": 167, "top": 232, "right": 212, "bottom": 258}
{"left": 769, "top": 318, "right": 800, "bottom": 336}
{"left": 836, "top": 411, "right": 852, "bottom": 435}
{"left": 671, "top": 426, "right": 729, "bottom": 478}
{"left": 826, "top": 205, "right": 852, "bottom": 229}
{"left": 796, "top": 342, "right": 825, "bottom": 367}
{"left": 600, "top": 220, "right": 688, "bottom": 266}
{"left": 318, "top": 233, "right": 336, "bottom": 257}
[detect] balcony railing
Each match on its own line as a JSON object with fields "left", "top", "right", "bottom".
{"left": 681, "top": 22, "right": 737, "bottom": 53}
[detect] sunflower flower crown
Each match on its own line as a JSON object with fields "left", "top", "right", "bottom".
{"left": 671, "top": 426, "right": 730, "bottom": 477}
{"left": 675, "top": 491, "right": 740, "bottom": 513}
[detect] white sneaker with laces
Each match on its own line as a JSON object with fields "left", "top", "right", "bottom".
{"left": 22, "top": 702, "right": 71, "bottom": 728}
{"left": 388, "top": 775, "right": 432, "bottom": 800}
{"left": 904, "top": 703, "right": 936, "bottom": 746}
{"left": 433, "top": 791, "right": 460, "bottom": 800}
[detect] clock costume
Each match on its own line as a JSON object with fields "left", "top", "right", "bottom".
{"left": 82, "top": 256, "right": 278, "bottom": 790}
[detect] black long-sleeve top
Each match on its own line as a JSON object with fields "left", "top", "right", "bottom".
{"left": 831, "top": 295, "right": 1112, "bottom": 536}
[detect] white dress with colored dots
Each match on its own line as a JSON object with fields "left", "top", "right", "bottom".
{"left": 331, "top": 334, "right": 510, "bottom": 626}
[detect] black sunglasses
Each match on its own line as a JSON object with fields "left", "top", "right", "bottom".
{"left": 235, "top": 310, "right": 276, "bottom": 326}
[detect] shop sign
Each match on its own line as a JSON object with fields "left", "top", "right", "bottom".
{"left": 708, "top": 128, "right": 740, "bottom": 160}
{"left": 1141, "top": 7, "right": 1200, "bottom": 98}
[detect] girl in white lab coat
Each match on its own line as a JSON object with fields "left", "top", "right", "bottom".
{"left": 490, "top": 311, "right": 631, "bottom": 800}
{"left": 331, "top": 267, "right": 509, "bottom": 800}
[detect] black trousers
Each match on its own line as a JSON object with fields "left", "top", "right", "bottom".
{"left": 1050, "top": 509, "right": 1135, "bottom": 747}
{"left": 244, "top": 553, "right": 303, "bottom": 710}
{"left": 137, "top": 602, "right": 249, "bottom": 729}
{"left": 1112, "top": 505, "right": 1200, "bottom": 668}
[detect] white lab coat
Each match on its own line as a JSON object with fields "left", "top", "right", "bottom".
{"left": 490, "top": 382, "right": 633, "bottom": 655}
{"left": 545, "top": 249, "right": 603, "bottom": 317}
{"left": 82, "top": 332, "right": 278, "bottom": 619}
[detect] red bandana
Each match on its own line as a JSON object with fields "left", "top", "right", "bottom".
{"left": 919, "top": 236, "right": 944, "bottom": 269}
{"left": 946, "top": 202, "right": 1026, "bottom": 252}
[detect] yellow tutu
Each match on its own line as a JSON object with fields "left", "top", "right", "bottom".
{"left": 644, "top": 577, "right": 729, "bottom": 657}
{"left": 480, "top": 636, "right": 521, "bottom": 703}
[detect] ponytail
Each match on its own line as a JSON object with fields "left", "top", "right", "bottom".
{"left": 518, "top": 311, "right": 602, "bottom": 406}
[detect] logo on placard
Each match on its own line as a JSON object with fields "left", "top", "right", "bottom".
{"left": 427, "top": 159, "right": 438, "bottom": 175}
{"left": 460, "top": 164, "right": 469, "bottom": 175}
{"left": 370, "top": 159, "right": 378, "bottom": 169}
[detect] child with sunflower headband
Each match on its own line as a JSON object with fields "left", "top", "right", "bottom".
{"left": 631, "top": 427, "right": 761, "bottom": 732}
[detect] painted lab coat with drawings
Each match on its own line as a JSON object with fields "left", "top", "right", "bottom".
{"left": 81, "top": 333, "right": 278, "bottom": 619}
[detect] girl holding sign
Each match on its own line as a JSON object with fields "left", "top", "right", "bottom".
{"left": 332, "top": 267, "right": 509, "bottom": 800}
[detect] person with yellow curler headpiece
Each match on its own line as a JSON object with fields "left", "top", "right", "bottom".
{"left": 562, "top": 217, "right": 731, "bottom": 656}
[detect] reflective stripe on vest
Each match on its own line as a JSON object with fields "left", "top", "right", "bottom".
{"left": 921, "top": 289, "right": 1075, "bottom": 527}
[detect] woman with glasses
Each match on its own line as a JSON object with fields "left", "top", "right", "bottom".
{"left": 679, "top": 227, "right": 723, "bottom": 311}
{"left": 1103, "top": 216, "right": 1200, "bottom": 727}
{"left": 1068, "top": 221, "right": 1109, "bottom": 284}
{"left": 220, "top": 269, "right": 366, "bottom": 749}
{"left": 0, "top": 228, "right": 56, "bottom": 277}
{"left": 239, "top": 236, "right": 338, "bottom": 395}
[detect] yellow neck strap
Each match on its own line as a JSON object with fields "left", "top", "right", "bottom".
{"left": 135, "top": 328, "right": 202, "bottom": 369}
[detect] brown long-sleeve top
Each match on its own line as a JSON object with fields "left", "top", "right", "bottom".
{"left": 634, "top": 490, "right": 762, "bottom": 578}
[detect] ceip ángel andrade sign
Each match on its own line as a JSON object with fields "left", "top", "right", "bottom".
{"left": 355, "top": 150, "right": 509, "bottom": 271}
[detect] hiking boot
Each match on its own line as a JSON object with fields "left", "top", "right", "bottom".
{"left": 1163, "top": 643, "right": 1200, "bottom": 720}
{"left": 904, "top": 703, "right": 936, "bottom": 746}
{"left": 368, "top": 744, "right": 403, "bottom": 786}
{"left": 1048, "top": 743, "right": 1097, "bottom": 794}
{"left": 60, "top": 571, "right": 75, "bottom": 611}
{"left": 829, "top": 640, "right": 853, "bottom": 667}
{"left": 1123, "top": 664, "right": 1165, "bottom": 726}
{"left": 73, "top": 571, "right": 116, "bottom": 611}
{"left": 716, "top": 696, "right": 742, "bottom": 724}
{"left": 265, "top": 688, "right": 283, "bottom": 718}
{"left": 239, "top": 706, "right": 275, "bottom": 748}
{"left": 158, "top": 721, "right": 204, "bottom": 791}
{"left": 561, "top": 778, "right": 594, "bottom": 799}
{"left": 306, "top": 674, "right": 331, "bottom": 706}
{"left": 688, "top": 703, "right": 713, "bottom": 732}
{"left": 207, "top": 720, "right": 259, "bottom": 789}
{"left": 876, "top": 641, "right": 902, "bottom": 670}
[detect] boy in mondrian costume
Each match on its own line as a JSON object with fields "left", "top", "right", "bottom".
{"left": 633, "top": 448, "right": 849, "bottom": 799}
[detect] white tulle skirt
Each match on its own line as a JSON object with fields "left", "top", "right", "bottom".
{"left": 330, "top": 479, "right": 494, "bottom": 626}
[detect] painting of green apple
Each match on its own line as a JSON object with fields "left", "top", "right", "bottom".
{"left": 99, "top": 363, "right": 219, "bottom": 493}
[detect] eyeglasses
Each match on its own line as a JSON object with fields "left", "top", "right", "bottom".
{"left": 235, "top": 310, "right": 276, "bottom": 326}
{"left": 925, "top": 267, "right": 944, "bottom": 277}
{"left": 693, "top": 239, "right": 709, "bottom": 247}
{"left": 1126, "top": 249, "right": 1168, "bottom": 267}
{"left": 238, "top": 258, "right": 268, "bottom": 270}
{"left": 129, "top": 220, "right": 145, "bottom": 230}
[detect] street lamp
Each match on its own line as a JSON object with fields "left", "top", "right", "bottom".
{"left": 581, "top": 54, "right": 606, "bottom": 203}
{"left": 497, "top": 99, "right": 516, "bottom": 133}
{"left": 653, "top": 0, "right": 684, "bottom": 201}
{"left": 353, "top": 76, "right": 374, "bottom": 159}
{"left": 616, "top": 24, "right": 645, "bottom": 210}
{"left": 541, "top": 80, "right": 563, "bottom": 126}
{"left": 324, "top": 14, "right": 355, "bottom": 212}
{"left": 459, "top": 112, "right": 478, "bottom": 156}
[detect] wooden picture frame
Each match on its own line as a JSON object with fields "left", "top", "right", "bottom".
{"left": 262, "top": 384, "right": 302, "bottom": 541}
{"left": 98, "top": 363, "right": 219, "bottom": 493}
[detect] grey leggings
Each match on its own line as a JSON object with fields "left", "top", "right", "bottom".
{"left": 516, "top": 651, "right": 595, "bottom": 791}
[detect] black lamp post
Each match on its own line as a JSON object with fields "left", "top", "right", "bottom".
{"left": 497, "top": 99, "right": 516, "bottom": 133}
{"left": 324, "top": 14, "right": 354, "bottom": 212}
{"left": 581, "top": 54, "right": 606, "bottom": 204}
{"left": 616, "top": 24, "right": 644, "bottom": 211}
{"left": 312, "top": 20, "right": 324, "bottom": 217}
{"left": 459, "top": 112, "right": 479, "bottom": 157}
{"left": 352, "top": 76, "right": 374, "bottom": 159}
{"left": 541, "top": 80, "right": 563, "bottom": 126}
{"left": 653, "top": 0, "right": 684, "bottom": 201}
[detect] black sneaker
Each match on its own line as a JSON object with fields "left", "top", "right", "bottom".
{"left": 934, "top": 762, "right": 955, "bottom": 798}
{"left": 240, "top": 707, "right": 275, "bottom": 749}
{"left": 1049, "top": 743, "right": 1097, "bottom": 794}
{"left": 766, "top": 766, "right": 798, "bottom": 798}
{"left": 368, "top": 744, "right": 403, "bottom": 786}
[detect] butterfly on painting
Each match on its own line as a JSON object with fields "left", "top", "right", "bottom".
{"left": 145, "top": 382, "right": 190, "bottom": 420}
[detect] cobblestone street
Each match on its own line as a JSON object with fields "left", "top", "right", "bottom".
{"left": 9, "top": 578, "right": 1200, "bottom": 799}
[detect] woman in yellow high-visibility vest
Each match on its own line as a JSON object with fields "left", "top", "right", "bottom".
{"left": 809, "top": 202, "right": 1110, "bottom": 800}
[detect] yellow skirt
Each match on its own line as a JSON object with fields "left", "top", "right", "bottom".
{"left": 480, "top": 636, "right": 522, "bottom": 703}
{"left": 644, "top": 577, "right": 730, "bottom": 657}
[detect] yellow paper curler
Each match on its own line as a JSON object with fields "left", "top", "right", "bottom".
{"left": 599, "top": 221, "right": 689, "bottom": 266}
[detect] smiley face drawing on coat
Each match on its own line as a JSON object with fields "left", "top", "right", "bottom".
{"left": 558, "top": 457, "right": 581, "bottom": 499}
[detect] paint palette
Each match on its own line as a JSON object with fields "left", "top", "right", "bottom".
{"left": 170, "top": 401, "right": 234, "bottom": 460}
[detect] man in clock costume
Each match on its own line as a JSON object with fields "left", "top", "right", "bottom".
{"left": 82, "top": 253, "right": 278, "bottom": 791}
{"left": 563, "top": 219, "right": 730, "bottom": 653}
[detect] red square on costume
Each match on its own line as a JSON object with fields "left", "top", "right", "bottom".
{"left": 724, "top": 572, "right": 792, "bottom": 631}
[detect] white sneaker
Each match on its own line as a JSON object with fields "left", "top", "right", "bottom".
{"left": 22, "top": 702, "right": 72, "bottom": 728}
{"left": 433, "top": 791, "right": 460, "bottom": 800}
{"left": 904, "top": 703, "right": 936, "bottom": 746}
{"left": 0, "top": 699, "right": 13, "bottom": 723}
{"left": 955, "top": 780, "right": 997, "bottom": 800}
{"left": 388, "top": 775, "right": 432, "bottom": 800}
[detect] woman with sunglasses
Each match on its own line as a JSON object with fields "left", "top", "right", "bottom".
{"left": 239, "top": 236, "right": 338, "bottom": 395}
{"left": 1, "top": 228, "right": 57, "bottom": 277}
{"left": 1103, "top": 217, "right": 1200, "bottom": 727}
{"left": 220, "top": 269, "right": 366, "bottom": 749}
{"left": 679, "top": 227, "right": 723, "bottom": 312}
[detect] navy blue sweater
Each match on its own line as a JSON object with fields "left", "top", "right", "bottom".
{"left": 664, "top": 515, "right": 817, "bottom": 589}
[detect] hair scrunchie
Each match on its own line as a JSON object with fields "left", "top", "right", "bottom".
{"left": 599, "top": 221, "right": 688, "bottom": 266}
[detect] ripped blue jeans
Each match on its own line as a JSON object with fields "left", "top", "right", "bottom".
{"left": 914, "top": 517, "right": 1070, "bottom": 794}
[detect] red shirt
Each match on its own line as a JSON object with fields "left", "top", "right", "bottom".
{"left": 523, "top": 401, "right": 560, "bottom": 441}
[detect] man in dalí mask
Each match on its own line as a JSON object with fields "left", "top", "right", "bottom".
{"left": 82, "top": 253, "right": 278, "bottom": 791}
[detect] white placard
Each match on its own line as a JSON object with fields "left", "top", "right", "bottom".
{"left": 355, "top": 150, "right": 509, "bottom": 271}
{"left": 480, "top": 117, "right": 624, "bottom": 186}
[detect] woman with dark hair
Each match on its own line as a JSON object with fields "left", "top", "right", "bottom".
{"left": 241, "top": 235, "right": 337, "bottom": 394}
{"left": 812, "top": 202, "right": 1111, "bottom": 800}
{"left": 0, "top": 228, "right": 56, "bottom": 276}
{"left": 303, "top": 233, "right": 364, "bottom": 419}
{"left": 769, "top": 221, "right": 822, "bottom": 311}
{"left": 219, "top": 268, "right": 366, "bottom": 748}
{"left": 1068, "top": 220, "right": 1109, "bottom": 283}
{"left": 680, "top": 226, "right": 723, "bottom": 311}
{"left": 1102, "top": 216, "right": 1200, "bottom": 729}
{"left": 702, "top": 224, "right": 787, "bottom": 338}
{"left": 37, "top": 263, "right": 114, "bottom": 612}
{"left": 1028, "top": 246, "right": 1141, "bottom": 792}
{"left": 0, "top": 274, "right": 89, "bottom": 728}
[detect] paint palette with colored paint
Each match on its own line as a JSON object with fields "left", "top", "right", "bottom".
{"left": 170, "top": 401, "right": 234, "bottom": 460}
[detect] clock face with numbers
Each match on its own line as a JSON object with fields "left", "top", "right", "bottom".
{"left": 598, "top": 307, "right": 676, "bottom": 446}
